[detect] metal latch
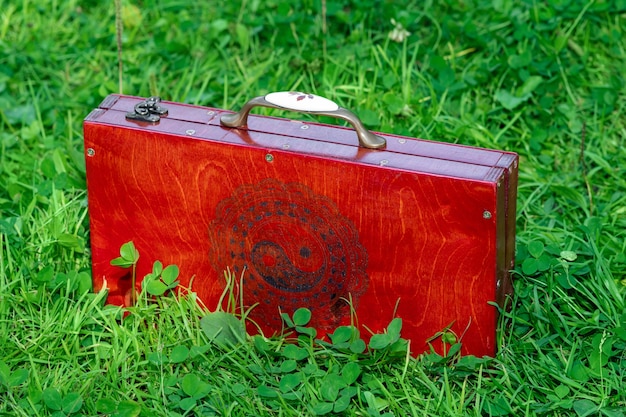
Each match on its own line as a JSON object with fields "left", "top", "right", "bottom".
{"left": 125, "top": 96, "right": 168, "bottom": 123}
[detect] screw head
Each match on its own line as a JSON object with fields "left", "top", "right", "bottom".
{"left": 483, "top": 210, "right": 492, "bottom": 219}
{"left": 186, "top": 129, "right": 195, "bottom": 135}
{"left": 265, "top": 153, "right": 274, "bottom": 162}
{"left": 87, "top": 148, "right": 95, "bottom": 157}
{"left": 300, "top": 125, "right": 309, "bottom": 130}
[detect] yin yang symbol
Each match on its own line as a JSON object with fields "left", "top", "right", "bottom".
{"left": 208, "top": 179, "right": 368, "bottom": 331}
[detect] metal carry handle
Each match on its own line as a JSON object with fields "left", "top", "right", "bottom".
{"left": 220, "top": 91, "right": 386, "bottom": 149}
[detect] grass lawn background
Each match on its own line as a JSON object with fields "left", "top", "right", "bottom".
{"left": 1, "top": 0, "right": 625, "bottom": 415}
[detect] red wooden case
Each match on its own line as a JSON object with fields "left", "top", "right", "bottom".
{"left": 83, "top": 94, "right": 518, "bottom": 357}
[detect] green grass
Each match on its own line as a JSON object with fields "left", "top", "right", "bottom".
{"left": 1, "top": 0, "right": 625, "bottom": 415}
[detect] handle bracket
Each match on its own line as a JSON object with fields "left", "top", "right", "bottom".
{"left": 220, "top": 92, "right": 386, "bottom": 149}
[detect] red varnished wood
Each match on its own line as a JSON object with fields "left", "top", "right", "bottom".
{"left": 84, "top": 95, "right": 517, "bottom": 357}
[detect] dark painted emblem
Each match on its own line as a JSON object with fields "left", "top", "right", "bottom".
{"left": 208, "top": 179, "right": 368, "bottom": 331}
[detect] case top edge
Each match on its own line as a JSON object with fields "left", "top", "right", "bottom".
{"left": 87, "top": 95, "right": 518, "bottom": 176}
{"left": 495, "top": 153, "right": 519, "bottom": 171}
{"left": 84, "top": 108, "right": 106, "bottom": 122}
{"left": 98, "top": 94, "right": 122, "bottom": 110}
{"left": 483, "top": 166, "right": 507, "bottom": 185}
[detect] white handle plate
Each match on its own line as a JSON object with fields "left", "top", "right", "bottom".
{"left": 264, "top": 91, "right": 340, "bottom": 113}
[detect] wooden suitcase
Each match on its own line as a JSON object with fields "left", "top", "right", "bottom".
{"left": 83, "top": 93, "right": 518, "bottom": 357}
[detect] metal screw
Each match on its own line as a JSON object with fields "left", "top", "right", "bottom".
{"left": 496, "top": 279, "right": 501, "bottom": 289}
{"left": 300, "top": 125, "right": 309, "bottom": 130}
{"left": 207, "top": 111, "right": 215, "bottom": 115}
{"left": 186, "top": 129, "right": 195, "bottom": 135}
{"left": 398, "top": 139, "right": 406, "bottom": 144}
{"left": 379, "top": 159, "right": 389, "bottom": 166}
{"left": 87, "top": 148, "right": 95, "bottom": 157}
{"left": 282, "top": 144, "right": 290, "bottom": 150}
{"left": 265, "top": 153, "right": 274, "bottom": 162}
{"left": 483, "top": 210, "right": 492, "bottom": 219}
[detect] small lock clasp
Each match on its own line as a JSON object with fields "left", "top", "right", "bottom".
{"left": 126, "top": 96, "right": 169, "bottom": 123}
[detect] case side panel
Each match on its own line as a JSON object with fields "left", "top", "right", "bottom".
{"left": 494, "top": 165, "right": 510, "bottom": 312}
{"left": 479, "top": 169, "right": 506, "bottom": 357}
{"left": 495, "top": 154, "right": 518, "bottom": 310}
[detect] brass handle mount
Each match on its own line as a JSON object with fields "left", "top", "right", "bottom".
{"left": 220, "top": 92, "right": 386, "bottom": 149}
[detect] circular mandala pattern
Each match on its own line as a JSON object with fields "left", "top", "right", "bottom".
{"left": 208, "top": 179, "right": 368, "bottom": 330}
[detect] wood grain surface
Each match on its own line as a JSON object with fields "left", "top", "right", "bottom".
{"left": 84, "top": 95, "right": 516, "bottom": 356}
